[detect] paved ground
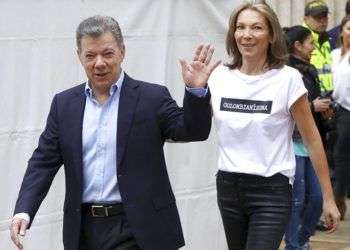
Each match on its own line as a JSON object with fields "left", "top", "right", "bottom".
{"left": 280, "top": 198, "right": 350, "bottom": 250}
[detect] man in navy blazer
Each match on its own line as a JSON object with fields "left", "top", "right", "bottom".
{"left": 10, "top": 15, "right": 220, "bottom": 250}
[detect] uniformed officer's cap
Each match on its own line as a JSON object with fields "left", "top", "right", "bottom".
{"left": 305, "top": 0, "right": 329, "bottom": 16}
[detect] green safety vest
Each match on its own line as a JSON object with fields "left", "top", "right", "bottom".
{"left": 303, "top": 23, "right": 333, "bottom": 92}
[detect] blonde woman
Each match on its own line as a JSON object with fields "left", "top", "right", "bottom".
{"left": 208, "top": 2, "right": 340, "bottom": 249}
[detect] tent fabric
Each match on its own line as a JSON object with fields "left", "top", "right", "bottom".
{"left": 0, "top": 0, "right": 345, "bottom": 249}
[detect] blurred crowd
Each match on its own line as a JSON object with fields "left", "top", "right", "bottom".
{"left": 283, "top": 1, "right": 350, "bottom": 249}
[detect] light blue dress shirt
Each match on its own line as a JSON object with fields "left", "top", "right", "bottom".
{"left": 82, "top": 71, "right": 124, "bottom": 203}
{"left": 81, "top": 71, "right": 207, "bottom": 204}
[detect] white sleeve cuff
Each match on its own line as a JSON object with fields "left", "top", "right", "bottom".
{"left": 13, "top": 213, "right": 30, "bottom": 224}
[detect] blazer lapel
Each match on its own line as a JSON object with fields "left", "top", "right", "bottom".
{"left": 117, "top": 74, "right": 140, "bottom": 170}
{"left": 69, "top": 85, "right": 86, "bottom": 183}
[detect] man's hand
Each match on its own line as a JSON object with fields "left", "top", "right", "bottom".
{"left": 10, "top": 217, "right": 29, "bottom": 250}
{"left": 323, "top": 198, "right": 341, "bottom": 233}
{"left": 179, "top": 44, "right": 221, "bottom": 88}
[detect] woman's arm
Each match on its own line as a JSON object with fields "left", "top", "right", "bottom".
{"left": 291, "top": 94, "right": 340, "bottom": 232}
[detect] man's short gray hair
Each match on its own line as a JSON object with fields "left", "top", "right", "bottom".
{"left": 76, "top": 15, "right": 124, "bottom": 51}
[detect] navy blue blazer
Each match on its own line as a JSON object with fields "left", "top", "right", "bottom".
{"left": 14, "top": 73, "right": 212, "bottom": 250}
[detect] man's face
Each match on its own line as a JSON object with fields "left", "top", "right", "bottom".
{"left": 304, "top": 13, "right": 328, "bottom": 33}
{"left": 78, "top": 31, "right": 125, "bottom": 91}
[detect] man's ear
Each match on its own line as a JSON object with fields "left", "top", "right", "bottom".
{"left": 77, "top": 49, "right": 83, "bottom": 63}
{"left": 120, "top": 44, "right": 126, "bottom": 59}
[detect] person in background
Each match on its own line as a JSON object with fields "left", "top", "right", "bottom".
{"left": 303, "top": 1, "right": 338, "bottom": 231}
{"left": 208, "top": 2, "right": 340, "bottom": 250}
{"left": 303, "top": 0, "right": 333, "bottom": 94}
{"left": 328, "top": 0, "right": 350, "bottom": 50}
{"left": 331, "top": 15, "right": 350, "bottom": 220}
{"left": 283, "top": 25, "right": 331, "bottom": 250}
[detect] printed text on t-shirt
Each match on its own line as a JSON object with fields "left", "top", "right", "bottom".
{"left": 220, "top": 98, "right": 272, "bottom": 114}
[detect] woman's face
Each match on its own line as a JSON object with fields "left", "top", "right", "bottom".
{"left": 234, "top": 9, "right": 271, "bottom": 61}
{"left": 341, "top": 20, "right": 350, "bottom": 48}
{"left": 297, "top": 35, "right": 314, "bottom": 61}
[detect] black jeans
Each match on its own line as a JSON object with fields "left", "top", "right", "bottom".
{"left": 78, "top": 210, "right": 140, "bottom": 250}
{"left": 334, "top": 106, "right": 350, "bottom": 197}
{"left": 217, "top": 170, "right": 292, "bottom": 250}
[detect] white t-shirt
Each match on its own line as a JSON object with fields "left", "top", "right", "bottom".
{"left": 208, "top": 65, "right": 307, "bottom": 182}
{"left": 331, "top": 48, "right": 350, "bottom": 111}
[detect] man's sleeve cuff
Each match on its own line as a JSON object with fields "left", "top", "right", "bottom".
{"left": 13, "top": 213, "right": 30, "bottom": 224}
{"left": 185, "top": 87, "right": 208, "bottom": 97}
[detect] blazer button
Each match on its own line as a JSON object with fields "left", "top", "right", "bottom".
{"left": 76, "top": 208, "right": 80, "bottom": 212}
{"left": 118, "top": 174, "right": 122, "bottom": 178}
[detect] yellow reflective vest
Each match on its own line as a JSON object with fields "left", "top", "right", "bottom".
{"left": 303, "top": 23, "right": 333, "bottom": 92}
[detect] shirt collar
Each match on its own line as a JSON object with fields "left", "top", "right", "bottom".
{"left": 84, "top": 70, "right": 125, "bottom": 98}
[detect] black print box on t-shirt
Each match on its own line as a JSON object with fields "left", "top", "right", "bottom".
{"left": 220, "top": 97, "right": 272, "bottom": 114}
